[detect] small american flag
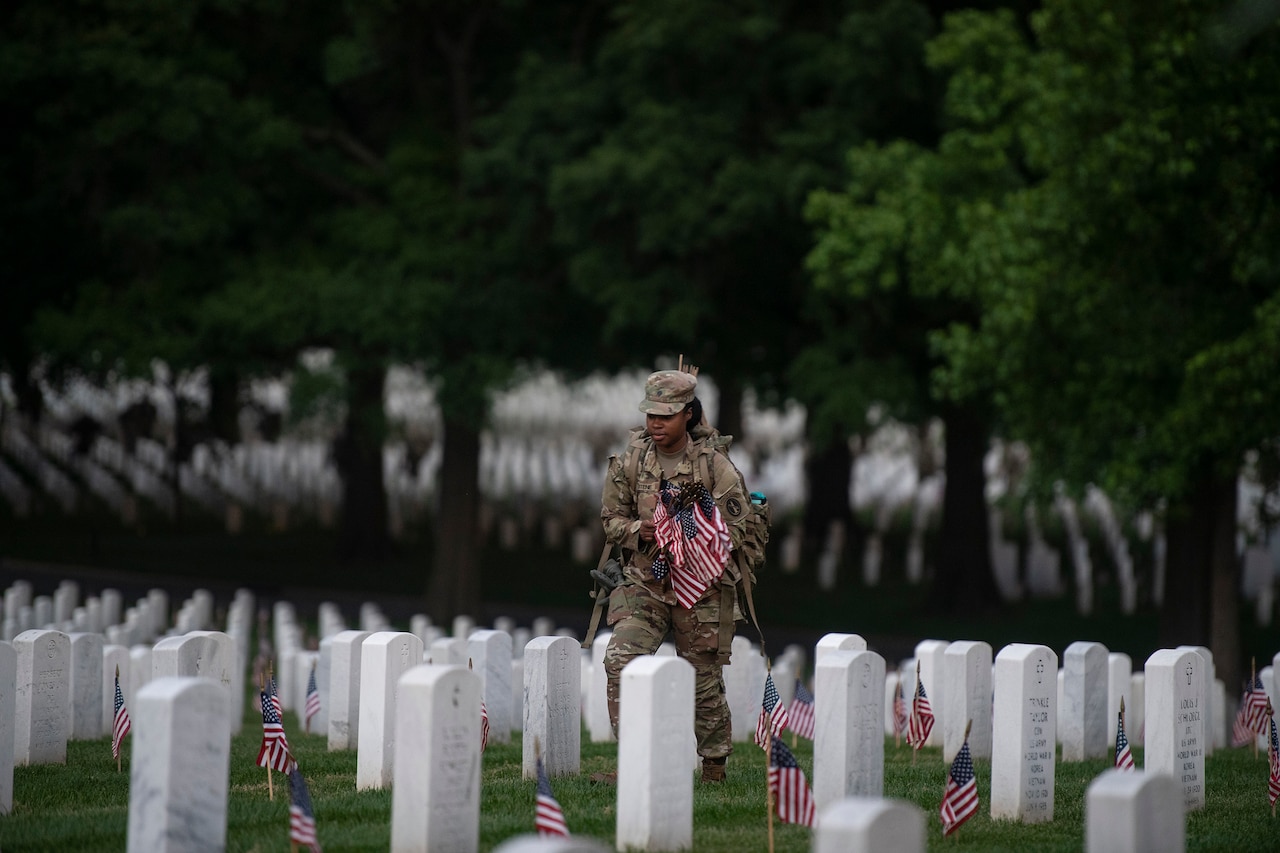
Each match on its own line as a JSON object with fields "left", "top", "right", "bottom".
{"left": 907, "top": 676, "right": 934, "bottom": 750}
{"left": 111, "top": 667, "right": 131, "bottom": 761}
{"left": 288, "top": 767, "right": 322, "bottom": 852}
{"left": 269, "top": 673, "right": 283, "bottom": 719}
{"left": 1233, "top": 703, "right": 1256, "bottom": 748}
{"left": 257, "top": 688, "right": 296, "bottom": 773}
{"left": 893, "top": 680, "right": 909, "bottom": 737}
{"left": 940, "top": 736, "right": 979, "bottom": 836}
{"left": 754, "top": 672, "right": 790, "bottom": 748}
{"left": 652, "top": 482, "right": 730, "bottom": 608}
{"left": 480, "top": 699, "right": 490, "bottom": 752}
{"left": 1269, "top": 713, "right": 1280, "bottom": 809}
{"left": 768, "top": 736, "right": 815, "bottom": 827}
{"left": 1115, "top": 708, "right": 1135, "bottom": 771}
{"left": 1244, "top": 674, "right": 1271, "bottom": 735}
{"left": 304, "top": 664, "right": 321, "bottom": 733}
{"left": 534, "top": 754, "right": 569, "bottom": 837}
{"left": 788, "top": 680, "right": 815, "bottom": 741}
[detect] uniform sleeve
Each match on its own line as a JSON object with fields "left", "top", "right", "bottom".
{"left": 600, "top": 452, "right": 641, "bottom": 552}
{"left": 710, "top": 452, "right": 752, "bottom": 551}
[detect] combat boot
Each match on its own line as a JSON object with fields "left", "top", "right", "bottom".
{"left": 700, "top": 757, "right": 727, "bottom": 783}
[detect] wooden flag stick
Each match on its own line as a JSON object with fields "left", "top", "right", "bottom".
{"left": 766, "top": 739, "right": 775, "bottom": 853}
{"left": 115, "top": 664, "right": 122, "bottom": 774}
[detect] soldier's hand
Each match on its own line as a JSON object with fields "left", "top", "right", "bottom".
{"left": 639, "top": 520, "right": 656, "bottom": 542}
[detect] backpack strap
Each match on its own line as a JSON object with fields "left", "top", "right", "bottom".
{"left": 580, "top": 540, "right": 617, "bottom": 650}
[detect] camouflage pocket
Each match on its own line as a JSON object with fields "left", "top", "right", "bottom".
{"left": 606, "top": 585, "right": 634, "bottom": 627}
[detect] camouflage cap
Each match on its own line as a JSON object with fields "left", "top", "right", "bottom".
{"left": 639, "top": 370, "right": 697, "bottom": 416}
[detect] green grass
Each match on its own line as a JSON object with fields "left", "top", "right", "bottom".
{"left": 5, "top": 707, "right": 1280, "bottom": 853}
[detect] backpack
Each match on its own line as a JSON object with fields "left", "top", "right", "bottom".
{"left": 582, "top": 424, "right": 772, "bottom": 662}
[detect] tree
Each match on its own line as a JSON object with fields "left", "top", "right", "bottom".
{"left": 879, "top": 0, "right": 1280, "bottom": 687}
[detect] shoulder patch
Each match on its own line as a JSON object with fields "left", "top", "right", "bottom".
{"left": 724, "top": 495, "right": 746, "bottom": 521}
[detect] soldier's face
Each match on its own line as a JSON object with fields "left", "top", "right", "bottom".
{"left": 647, "top": 410, "right": 691, "bottom": 453}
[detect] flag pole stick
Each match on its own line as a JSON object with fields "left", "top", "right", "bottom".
{"left": 911, "top": 661, "right": 921, "bottom": 766}
{"left": 766, "top": 739, "right": 775, "bottom": 853}
{"left": 115, "top": 664, "right": 122, "bottom": 774}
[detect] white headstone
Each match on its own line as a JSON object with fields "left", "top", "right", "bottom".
{"left": 1062, "top": 641, "right": 1109, "bottom": 761}
{"left": 1175, "top": 646, "right": 1214, "bottom": 757}
{"left": 724, "top": 635, "right": 764, "bottom": 742}
{"left": 813, "top": 797, "right": 925, "bottom": 853}
{"left": 587, "top": 633, "right": 615, "bottom": 743}
{"left": 468, "top": 629, "right": 513, "bottom": 746}
{"left": 390, "top": 665, "right": 481, "bottom": 853}
{"left": 815, "top": 633, "right": 867, "bottom": 671}
{"left": 126, "top": 677, "right": 231, "bottom": 853}
{"left": 1107, "top": 653, "right": 1133, "bottom": 747}
{"left": 1085, "top": 768, "right": 1184, "bottom": 853}
{"left": 0, "top": 641, "right": 14, "bottom": 813}
{"left": 991, "top": 643, "right": 1057, "bottom": 822}
{"left": 914, "top": 639, "right": 947, "bottom": 747}
{"left": 429, "top": 637, "right": 468, "bottom": 666}
{"left": 68, "top": 632, "right": 104, "bottom": 741}
{"left": 511, "top": 658, "right": 524, "bottom": 733}
{"left": 313, "top": 636, "right": 334, "bottom": 735}
{"left": 616, "top": 656, "right": 695, "bottom": 852}
{"left": 1144, "top": 648, "right": 1205, "bottom": 811}
{"left": 357, "top": 631, "right": 424, "bottom": 790}
{"left": 814, "top": 649, "right": 885, "bottom": 810}
{"left": 942, "top": 640, "right": 993, "bottom": 762}
{"left": 13, "top": 629, "right": 70, "bottom": 765}
{"left": 491, "top": 837, "right": 612, "bottom": 853}
{"left": 522, "top": 636, "right": 581, "bottom": 779}
{"left": 129, "top": 644, "right": 152, "bottom": 713}
{"left": 327, "top": 630, "right": 370, "bottom": 751}
{"left": 151, "top": 631, "right": 240, "bottom": 736}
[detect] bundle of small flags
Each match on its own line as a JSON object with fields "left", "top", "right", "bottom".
{"left": 651, "top": 481, "right": 730, "bottom": 608}
{"left": 788, "top": 680, "right": 815, "bottom": 741}
{"left": 288, "top": 768, "right": 322, "bottom": 852}
{"left": 534, "top": 752, "right": 569, "bottom": 838}
{"left": 940, "top": 726, "right": 979, "bottom": 836}
{"left": 1115, "top": 697, "right": 1135, "bottom": 771}
{"left": 767, "top": 736, "right": 815, "bottom": 827}
{"left": 907, "top": 667, "right": 934, "bottom": 750}
{"left": 754, "top": 671, "right": 789, "bottom": 748}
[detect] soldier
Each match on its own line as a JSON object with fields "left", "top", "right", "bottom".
{"left": 595, "top": 368, "right": 753, "bottom": 783}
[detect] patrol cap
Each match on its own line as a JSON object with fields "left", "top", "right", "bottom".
{"left": 639, "top": 370, "right": 697, "bottom": 416}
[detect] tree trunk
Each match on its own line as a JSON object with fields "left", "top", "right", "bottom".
{"left": 715, "top": 376, "right": 743, "bottom": 442}
{"left": 334, "top": 364, "right": 390, "bottom": 563}
{"left": 926, "top": 402, "right": 999, "bottom": 615}
{"left": 801, "top": 430, "right": 855, "bottom": 568}
{"left": 208, "top": 369, "right": 241, "bottom": 444}
{"left": 1162, "top": 461, "right": 1240, "bottom": 690}
{"left": 429, "top": 415, "right": 482, "bottom": 624}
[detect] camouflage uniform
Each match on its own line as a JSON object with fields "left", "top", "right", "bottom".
{"left": 600, "top": 371, "right": 751, "bottom": 762}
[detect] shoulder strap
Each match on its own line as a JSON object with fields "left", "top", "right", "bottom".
{"left": 581, "top": 541, "right": 616, "bottom": 650}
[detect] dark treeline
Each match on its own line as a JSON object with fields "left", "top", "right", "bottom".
{"left": 2, "top": 0, "right": 1278, "bottom": 689}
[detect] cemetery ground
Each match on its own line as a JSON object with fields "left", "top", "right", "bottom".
{"left": 4, "top": 705, "right": 1280, "bottom": 853}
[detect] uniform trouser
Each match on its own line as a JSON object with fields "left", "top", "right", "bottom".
{"left": 603, "top": 582, "right": 732, "bottom": 760}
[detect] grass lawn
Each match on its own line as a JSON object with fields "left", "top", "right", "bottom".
{"left": 4, "top": 702, "right": 1280, "bottom": 852}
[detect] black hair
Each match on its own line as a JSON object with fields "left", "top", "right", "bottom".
{"left": 684, "top": 397, "right": 703, "bottom": 434}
